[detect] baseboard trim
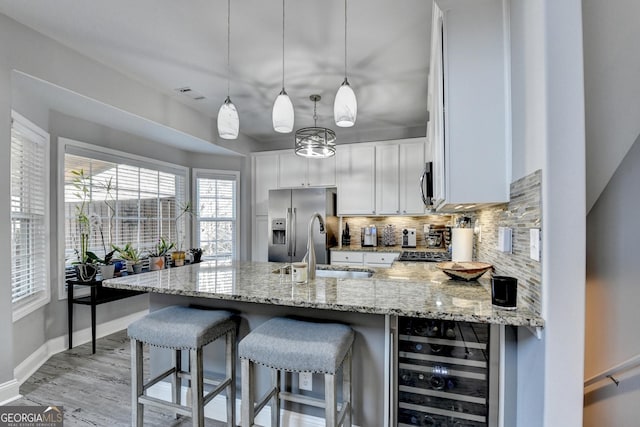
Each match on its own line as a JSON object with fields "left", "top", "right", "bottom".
{"left": 0, "top": 379, "right": 21, "bottom": 406}
{"left": 149, "top": 382, "right": 358, "bottom": 427}
{"left": 14, "top": 309, "right": 148, "bottom": 384}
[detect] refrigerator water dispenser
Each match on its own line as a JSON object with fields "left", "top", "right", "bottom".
{"left": 272, "top": 218, "right": 286, "bottom": 245}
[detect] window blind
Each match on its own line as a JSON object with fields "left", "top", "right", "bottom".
{"left": 11, "top": 117, "right": 49, "bottom": 304}
{"left": 64, "top": 152, "right": 188, "bottom": 266}
{"left": 195, "top": 172, "right": 237, "bottom": 260}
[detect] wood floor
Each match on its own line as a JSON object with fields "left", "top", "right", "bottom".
{"left": 8, "top": 330, "right": 227, "bottom": 426}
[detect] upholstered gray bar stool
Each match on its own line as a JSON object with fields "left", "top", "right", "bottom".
{"left": 127, "top": 305, "right": 238, "bottom": 427}
{"left": 239, "top": 317, "right": 355, "bottom": 427}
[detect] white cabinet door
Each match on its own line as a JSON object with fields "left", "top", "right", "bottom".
{"left": 252, "top": 215, "right": 269, "bottom": 261}
{"left": 278, "top": 152, "right": 308, "bottom": 188}
{"left": 399, "top": 140, "right": 426, "bottom": 214}
{"left": 307, "top": 156, "right": 336, "bottom": 187}
{"left": 253, "top": 154, "right": 279, "bottom": 215}
{"left": 336, "top": 144, "right": 376, "bottom": 215}
{"left": 375, "top": 144, "right": 400, "bottom": 215}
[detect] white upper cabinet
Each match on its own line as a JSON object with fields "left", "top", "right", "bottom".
{"left": 399, "top": 140, "right": 427, "bottom": 214}
{"left": 336, "top": 144, "right": 376, "bottom": 215}
{"left": 253, "top": 154, "right": 279, "bottom": 216}
{"left": 375, "top": 143, "right": 400, "bottom": 215}
{"left": 429, "top": 0, "right": 510, "bottom": 210}
{"left": 376, "top": 139, "right": 427, "bottom": 215}
{"left": 278, "top": 151, "right": 336, "bottom": 188}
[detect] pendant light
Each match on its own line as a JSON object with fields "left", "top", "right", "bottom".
{"left": 295, "top": 95, "right": 336, "bottom": 158}
{"left": 217, "top": 0, "right": 239, "bottom": 139}
{"left": 272, "top": 0, "right": 294, "bottom": 133}
{"left": 334, "top": 0, "right": 357, "bottom": 127}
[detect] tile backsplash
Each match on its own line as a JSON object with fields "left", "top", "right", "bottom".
{"left": 338, "top": 170, "right": 543, "bottom": 316}
{"left": 471, "top": 170, "right": 543, "bottom": 315}
{"left": 339, "top": 215, "right": 451, "bottom": 247}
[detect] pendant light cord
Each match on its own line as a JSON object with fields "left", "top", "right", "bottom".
{"left": 313, "top": 98, "right": 318, "bottom": 127}
{"left": 282, "top": 0, "right": 286, "bottom": 90}
{"left": 226, "top": 0, "right": 231, "bottom": 97}
{"left": 344, "top": 0, "right": 348, "bottom": 79}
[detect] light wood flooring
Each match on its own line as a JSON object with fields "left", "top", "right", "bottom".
{"left": 8, "top": 330, "right": 227, "bottom": 426}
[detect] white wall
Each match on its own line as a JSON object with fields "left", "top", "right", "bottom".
{"left": 510, "top": 1, "right": 586, "bottom": 426}
{"left": 583, "top": 0, "right": 640, "bottom": 212}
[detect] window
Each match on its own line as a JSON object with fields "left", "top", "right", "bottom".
{"left": 193, "top": 169, "right": 239, "bottom": 261}
{"left": 11, "top": 112, "right": 50, "bottom": 320}
{"left": 61, "top": 140, "right": 188, "bottom": 287}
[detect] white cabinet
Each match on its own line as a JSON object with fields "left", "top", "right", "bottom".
{"left": 375, "top": 144, "right": 400, "bottom": 215}
{"left": 278, "top": 152, "right": 336, "bottom": 188}
{"left": 253, "top": 154, "right": 279, "bottom": 216}
{"left": 363, "top": 252, "right": 399, "bottom": 267}
{"left": 375, "top": 139, "right": 426, "bottom": 215}
{"left": 429, "top": 0, "right": 509, "bottom": 210}
{"left": 336, "top": 144, "right": 376, "bottom": 215}
{"left": 331, "top": 250, "right": 399, "bottom": 268}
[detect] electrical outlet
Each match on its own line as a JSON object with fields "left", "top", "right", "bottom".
{"left": 299, "top": 372, "right": 313, "bottom": 391}
{"left": 498, "top": 227, "right": 512, "bottom": 254}
{"left": 530, "top": 228, "right": 540, "bottom": 261}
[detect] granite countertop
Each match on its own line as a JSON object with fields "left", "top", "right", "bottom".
{"left": 331, "top": 245, "right": 448, "bottom": 253}
{"left": 102, "top": 260, "right": 544, "bottom": 327}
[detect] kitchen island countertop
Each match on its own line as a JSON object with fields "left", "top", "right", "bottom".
{"left": 103, "top": 260, "right": 544, "bottom": 327}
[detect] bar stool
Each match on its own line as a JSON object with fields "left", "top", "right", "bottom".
{"left": 127, "top": 305, "right": 238, "bottom": 427}
{"left": 239, "top": 317, "right": 355, "bottom": 427}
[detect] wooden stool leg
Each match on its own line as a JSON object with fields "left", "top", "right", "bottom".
{"left": 131, "top": 339, "right": 144, "bottom": 427}
{"left": 191, "top": 348, "right": 204, "bottom": 427}
{"left": 226, "top": 331, "right": 236, "bottom": 427}
{"left": 325, "top": 373, "right": 338, "bottom": 427}
{"left": 172, "top": 349, "right": 182, "bottom": 419}
{"left": 343, "top": 348, "right": 353, "bottom": 427}
{"left": 241, "top": 359, "right": 255, "bottom": 427}
{"left": 271, "top": 369, "right": 281, "bottom": 427}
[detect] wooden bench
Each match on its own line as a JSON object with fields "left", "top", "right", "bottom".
{"left": 66, "top": 267, "right": 146, "bottom": 354}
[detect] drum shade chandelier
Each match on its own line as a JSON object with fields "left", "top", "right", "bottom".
{"left": 294, "top": 95, "right": 336, "bottom": 159}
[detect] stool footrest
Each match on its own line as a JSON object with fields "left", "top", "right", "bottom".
{"left": 254, "top": 386, "right": 278, "bottom": 415}
{"left": 138, "top": 395, "right": 192, "bottom": 417}
{"left": 279, "top": 391, "right": 326, "bottom": 409}
{"left": 203, "top": 377, "right": 232, "bottom": 406}
{"left": 143, "top": 367, "right": 176, "bottom": 392}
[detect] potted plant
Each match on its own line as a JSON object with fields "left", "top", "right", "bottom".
{"left": 70, "top": 169, "right": 97, "bottom": 282}
{"left": 112, "top": 243, "right": 145, "bottom": 274}
{"left": 148, "top": 237, "right": 174, "bottom": 271}
{"left": 171, "top": 201, "right": 195, "bottom": 267}
{"left": 87, "top": 248, "right": 116, "bottom": 279}
{"left": 190, "top": 247, "right": 203, "bottom": 263}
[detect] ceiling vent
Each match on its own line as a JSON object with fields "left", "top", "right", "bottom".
{"left": 175, "top": 87, "right": 206, "bottom": 101}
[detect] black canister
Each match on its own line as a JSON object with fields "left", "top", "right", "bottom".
{"left": 491, "top": 275, "right": 517, "bottom": 309}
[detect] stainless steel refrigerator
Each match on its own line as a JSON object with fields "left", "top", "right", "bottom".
{"left": 268, "top": 188, "right": 337, "bottom": 264}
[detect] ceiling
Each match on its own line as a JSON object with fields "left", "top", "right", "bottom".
{"left": 0, "top": 0, "right": 432, "bottom": 152}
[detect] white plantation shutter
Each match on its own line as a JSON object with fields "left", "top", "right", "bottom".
{"left": 194, "top": 170, "right": 238, "bottom": 260}
{"left": 64, "top": 147, "right": 188, "bottom": 267}
{"left": 11, "top": 112, "right": 50, "bottom": 309}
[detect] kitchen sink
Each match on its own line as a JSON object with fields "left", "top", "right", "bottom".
{"left": 273, "top": 266, "right": 374, "bottom": 279}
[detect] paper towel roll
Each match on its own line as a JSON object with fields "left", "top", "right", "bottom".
{"left": 452, "top": 228, "right": 474, "bottom": 262}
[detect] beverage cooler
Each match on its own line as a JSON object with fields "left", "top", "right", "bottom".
{"left": 391, "top": 317, "right": 500, "bottom": 427}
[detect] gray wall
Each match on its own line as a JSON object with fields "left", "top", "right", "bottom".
{"left": 584, "top": 134, "right": 640, "bottom": 426}
{"left": 1, "top": 12, "right": 250, "bottom": 379}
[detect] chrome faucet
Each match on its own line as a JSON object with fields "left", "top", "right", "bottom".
{"left": 303, "top": 212, "right": 326, "bottom": 280}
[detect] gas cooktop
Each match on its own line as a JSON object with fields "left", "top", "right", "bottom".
{"left": 398, "top": 251, "right": 451, "bottom": 262}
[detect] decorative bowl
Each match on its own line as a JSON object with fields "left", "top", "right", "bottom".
{"left": 436, "top": 261, "right": 493, "bottom": 281}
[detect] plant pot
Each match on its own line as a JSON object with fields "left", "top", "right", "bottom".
{"left": 100, "top": 264, "right": 115, "bottom": 280}
{"left": 75, "top": 263, "right": 97, "bottom": 282}
{"left": 172, "top": 251, "right": 186, "bottom": 267}
{"left": 132, "top": 263, "right": 143, "bottom": 274}
{"left": 126, "top": 260, "right": 135, "bottom": 273}
{"left": 149, "top": 256, "right": 165, "bottom": 271}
